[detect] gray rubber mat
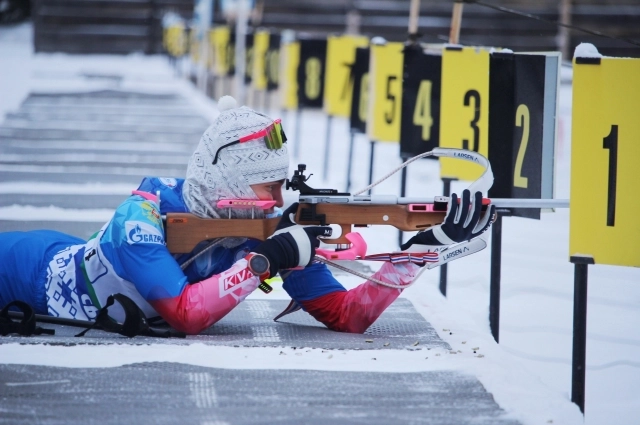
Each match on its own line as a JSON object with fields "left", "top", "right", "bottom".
{"left": 1, "top": 299, "right": 451, "bottom": 351}
{"left": 0, "top": 194, "right": 126, "bottom": 209}
{"left": 5, "top": 111, "right": 210, "bottom": 125}
{"left": 0, "top": 221, "right": 105, "bottom": 240}
{"left": 22, "top": 90, "right": 192, "bottom": 104}
{"left": 0, "top": 362, "right": 520, "bottom": 425}
{"left": 0, "top": 127, "right": 203, "bottom": 142}
{"left": 0, "top": 170, "right": 146, "bottom": 185}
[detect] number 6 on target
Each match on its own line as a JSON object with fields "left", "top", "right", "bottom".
{"left": 570, "top": 51, "right": 640, "bottom": 267}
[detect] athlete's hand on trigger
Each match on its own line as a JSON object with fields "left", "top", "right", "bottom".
{"left": 274, "top": 202, "right": 300, "bottom": 231}
{"left": 401, "top": 190, "right": 496, "bottom": 251}
{"left": 253, "top": 203, "right": 332, "bottom": 277}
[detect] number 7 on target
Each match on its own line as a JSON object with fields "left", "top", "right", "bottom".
{"left": 570, "top": 53, "right": 640, "bottom": 268}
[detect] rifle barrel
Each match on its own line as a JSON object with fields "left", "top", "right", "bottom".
{"left": 401, "top": 197, "right": 570, "bottom": 208}
{"left": 490, "top": 198, "right": 569, "bottom": 208}
{"left": 301, "top": 195, "right": 569, "bottom": 209}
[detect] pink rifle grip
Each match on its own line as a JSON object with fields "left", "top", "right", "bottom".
{"left": 315, "top": 232, "right": 367, "bottom": 261}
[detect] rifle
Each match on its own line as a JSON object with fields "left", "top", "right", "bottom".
{"left": 164, "top": 148, "right": 569, "bottom": 257}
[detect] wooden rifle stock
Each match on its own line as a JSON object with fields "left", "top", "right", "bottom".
{"left": 165, "top": 214, "right": 280, "bottom": 254}
{"left": 164, "top": 205, "right": 446, "bottom": 253}
{"left": 295, "top": 203, "right": 446, "bottom": 244}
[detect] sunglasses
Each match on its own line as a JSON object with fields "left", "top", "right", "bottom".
{"left": 212, "top": 119, "right": 287, "bottom": 165}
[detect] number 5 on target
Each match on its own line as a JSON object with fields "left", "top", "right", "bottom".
{"left": 367, "top": 42, "right": 404, "bottom": 143}
{"left": 571, "top": 54, "right": 640, "bottom": 267}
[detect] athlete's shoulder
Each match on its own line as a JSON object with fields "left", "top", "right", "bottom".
{"left": 106, "top": 194, "right": 165, "bottom": 247}
{"left": 137, "top": 177, "right": 188, "bottom": 213}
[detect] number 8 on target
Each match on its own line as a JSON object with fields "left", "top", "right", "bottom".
{"left": 570, "top": 54, "right": 640, "bottom": 267}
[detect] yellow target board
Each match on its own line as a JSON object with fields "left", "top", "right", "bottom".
{"left": 279, "top": 41, "right": 300, "bottom": 110}
{"left": 439, "top": 47, "right": 490, "bottom": 180}
{"left": 211, "top": 26, "right": 231, "bottom": 76}
{"left": 252, "top": 30, "right": 270, "bottom": 90}
{"left": 570, "top": 56, "right": 640, "bottom": 267}
{"left": 367, "top": 42, "right": 404, "bottom": 143}
{"left": 165, "top": 24, "right": 187, "bottom": 57}
{"left": 189, "top": 29, "right": 200, "bottom": 64}
{"left": 323, "top": 35, "right": 369, "bottom": 117}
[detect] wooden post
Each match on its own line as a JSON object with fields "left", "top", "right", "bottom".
{"left": 558, "top": 0, "right": 573, "bottom": 61}
{"left": 449, "top": 1, "right": 464, "bottom": 44}
{"left": 408, "top": 0, "right": 421, "bottom": 37}
{"left": 234, "top": 0, "right": 250, "bottom": 105}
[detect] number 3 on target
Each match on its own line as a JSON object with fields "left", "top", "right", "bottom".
{"left": 463, "top": 90, "right": 480, "bottom": 151}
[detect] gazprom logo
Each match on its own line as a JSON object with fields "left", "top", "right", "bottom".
{"left": 125, "top": 221, "right": 164, "bottom": 245}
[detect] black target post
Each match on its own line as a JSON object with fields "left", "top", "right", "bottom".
{"left": 367, "top": 140, "right": 376, "bottom": 195}
{"left": 323, "top": 114, "right": 333, "bottom": 180}
{"left": 293, "top": 107, "right": 302, "bottom": 160}
{"left": 262, "top": 90, "right": 269, "bottom": 114}
{"left": 570, "top": 254, "right": 594, "bottom": 414}
{"left": 345, "top": 130, "right": 356, "bottom": 192}
{"left": 439, "top": 177, "right": 457, "bottom": 296}
{"left": 398, "top": 157, "right": 410, "bottom": 247}
{"left": 489, "top": 209, "right": 510, "bottom": 343}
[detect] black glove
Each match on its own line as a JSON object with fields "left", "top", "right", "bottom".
{"left": 401, "top": 190, "right": 495, "bottom": 251}
{"left": 252, "top": 203, "right": 332, "bottom": 277}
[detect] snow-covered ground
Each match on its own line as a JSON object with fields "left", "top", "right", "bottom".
{"left": 1, "top": 22, "right": 639, "bottom": 425}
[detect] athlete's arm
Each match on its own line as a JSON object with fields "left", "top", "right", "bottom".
{"left": 108, "top": 196, "right": 262, "bottom": 334}
{"left": 283, "top": 262, "right": 420, "bottom": 333}
{"left": 146, "top": 256, "right": 261, "bottom": 335}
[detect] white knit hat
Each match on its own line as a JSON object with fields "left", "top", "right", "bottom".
{"left": 183, "top": 96, "right": 289, "bottom": 221}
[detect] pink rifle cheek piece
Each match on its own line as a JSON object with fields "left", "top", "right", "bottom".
{"left": 216, "top": 200, "right": 277, "bottom": 210}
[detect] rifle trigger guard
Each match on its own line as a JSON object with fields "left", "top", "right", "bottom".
{"left": 315, "top": 233, "right": 367, "bottom": 261}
